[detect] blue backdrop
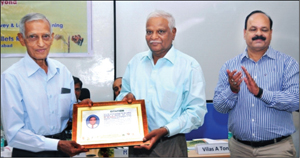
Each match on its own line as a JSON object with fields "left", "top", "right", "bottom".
{"left": 185, "top": 103, "right": 228, "bottom": 140}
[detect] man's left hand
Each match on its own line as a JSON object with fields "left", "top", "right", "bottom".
{"left": 241, "top": 66, "right": 260, "bottom": 96}
{"left": 79, "top": 98, "right": 93, "bottom": 107}
{"left": 133, "top": 127, "right": 168, "bottom": 150}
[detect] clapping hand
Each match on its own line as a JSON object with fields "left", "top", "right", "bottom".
{"left": 226, "top": 69, "right": 243, "bottom": 93}
{"left": 241, "top": 66, "right": 260, "bottom": 96}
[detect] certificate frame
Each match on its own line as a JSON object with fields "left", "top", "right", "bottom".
{"left": 72, "top": 100, "right": 149, "bottom": 148}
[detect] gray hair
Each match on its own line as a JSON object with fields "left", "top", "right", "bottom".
{"left": 19, "top": 13, "right": 52, "bottom": 38}
{"left": 146, "top": 10, "right": 175, "bottom": 30}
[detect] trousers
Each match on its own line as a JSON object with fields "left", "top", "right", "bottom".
{"left": 229, "top": 135, "right": 296, "bottom": 157}
{"left": 129, "top": 134, "right": 187, "bottom": 157}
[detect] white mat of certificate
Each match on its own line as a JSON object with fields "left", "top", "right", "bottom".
{"left": 76, "top": 104, "right": 144, "bottom": 145}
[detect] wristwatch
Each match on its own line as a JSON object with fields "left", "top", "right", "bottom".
{"left": 254, "top": 87, "right": 263, "bottom": 98}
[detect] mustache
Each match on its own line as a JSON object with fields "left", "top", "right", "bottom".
{"left": 150, "top": 40, "right": 162, "bottom": 43}
{"left": 252, "top": 35, "right": 266, "bottom": 41}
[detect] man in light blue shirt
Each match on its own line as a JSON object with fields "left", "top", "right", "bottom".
{"left": 116, "top": 10, "right": 207, "bottom": 157}
{"left": 1, "top": 13, "right": 92, "bottom": 157}
{"left": 213, "top": 10, "right": 299, "bottom": 157}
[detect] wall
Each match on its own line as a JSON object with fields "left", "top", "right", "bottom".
{"left": 185, "top": 103, "right": 228, "bottom": 140}
{"left": 116, "top": 1, "right": 299, "bottom": 100}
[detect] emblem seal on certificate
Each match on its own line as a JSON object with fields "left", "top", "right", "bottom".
{"left": 72, "top": 100, "right": 149, "bottom": 148}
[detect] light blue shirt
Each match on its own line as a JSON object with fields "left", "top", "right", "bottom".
{"left": 116, "top": 46, "right": 207, "bottom": 137}
{"left": 1, "top": 53, "right": 76, "bottom": 152}
{"left": 213, "top": 46, "right": 299, "bottom": 141}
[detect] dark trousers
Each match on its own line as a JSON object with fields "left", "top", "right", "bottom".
{"left": 129, "top": 134, "right": 188, "bottom": 157}
{"left": 12, "top": 148, "right": 69, "bottom": 157}
{"left": 12, "top": 132, "right": 69, "bottom": 157}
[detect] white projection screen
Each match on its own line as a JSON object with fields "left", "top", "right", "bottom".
{"left": 116, "top": 1, "right": 299, "bottom": 100}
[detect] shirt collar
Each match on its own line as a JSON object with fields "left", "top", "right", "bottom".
{"left": 24, "top": 53, "right": 40, "bottom": 77}
{"left": 163, "top": 46, "right": 176, "bottom": 64}
{"left": 47, "top": 58, "right": 60, "bottom": 78}
{"left": 240, "top": 46, "right": 275, "bottom": 62}
{"left": 143, "top": 45, "right": 176, "bottom": 65}
{"left": 264, "top": 46, "right": 276, "bottom": 59}
{"left": 24, "top": 53, "right": 60, "bottom": 77}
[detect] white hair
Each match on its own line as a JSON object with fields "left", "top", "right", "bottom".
{"left": 19, "top": 13, "right": 52, "bottom": 38}
{"left": 146, "top": 10, "right": 175, "bottom": 30}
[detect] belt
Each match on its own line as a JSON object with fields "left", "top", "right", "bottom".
{"left": 159, "top": 134, "right": 185, "bottom": 143}
{"left": 44, "top": 131, "right": 66, "bottom": 140}
{"left": 233, "top": 135, "right": 290, "bottom": 148}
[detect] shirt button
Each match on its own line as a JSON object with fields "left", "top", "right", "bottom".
{"left": 252, "top": 119, "right": 254, "bottom": 122}
{"left": 252, "top": 133, "right": 255, "bottom": 136}
{"left": 52, "top": 111, "right": 54, "bottom": 114}
{"left": 252, "top": 104, "right": 254, "bottom": 107}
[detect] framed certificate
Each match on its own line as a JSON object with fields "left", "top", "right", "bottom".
{"left": 72, "top": 100, "right": 149, "bottom": 148}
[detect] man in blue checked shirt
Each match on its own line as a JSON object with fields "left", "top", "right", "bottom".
{"left": 213, "top": 10, "right": 299, "bottom": 157}
{"left": 116, "top": 10, "right": 207, "bottom": 157}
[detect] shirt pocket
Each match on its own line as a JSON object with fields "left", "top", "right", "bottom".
{"left": 160, "top": 89, "right": 178, "bottom": 113}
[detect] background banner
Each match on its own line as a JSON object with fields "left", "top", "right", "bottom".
{"left": 1, "top": 1, "right": 93, "bottom": 57}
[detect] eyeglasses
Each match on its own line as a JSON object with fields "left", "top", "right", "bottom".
{"left": 113, "top": 84, "right": 122, "bottom": 92}
{"left": 26, "top": 34, "right": 52, "bottom": 42}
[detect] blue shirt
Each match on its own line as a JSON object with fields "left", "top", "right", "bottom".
{"left": 213, "top": 46, "right": 299, "bottom": 141}
{"left": 1, "top": 53, "right": 76, "bottom": 152}
{"left": 116, "top": 46, "right": 207, "bottom": 137}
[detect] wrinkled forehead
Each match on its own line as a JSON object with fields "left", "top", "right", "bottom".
{"left": 24, "top": 19, "right": 52, "bottom": 34}
{"left": 25, "top": 19, "right": 50, "bottom": 27}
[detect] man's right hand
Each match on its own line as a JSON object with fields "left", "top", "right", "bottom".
{"left": 226, "top": 69, "right": 243, "bottom": 93}
{"left": 58, "top": 140, "right": 88, "bottom": 157}
{"left": 122, "top": 92, "right": 136, "bottom": 103}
